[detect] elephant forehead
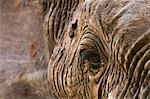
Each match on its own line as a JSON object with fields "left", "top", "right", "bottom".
{"left": 96, "top": 0, "right": 150, "bottom": 36}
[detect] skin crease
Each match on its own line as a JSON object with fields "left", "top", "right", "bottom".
{"left": 19, "top": 0, "right": 150, "bottom": 99}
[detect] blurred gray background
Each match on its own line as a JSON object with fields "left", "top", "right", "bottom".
{"left": 0, "top": 0, "right": 50, "bottom": 99}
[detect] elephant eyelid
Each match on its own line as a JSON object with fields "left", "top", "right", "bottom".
{"left": 79, "top": 49, "right": 102, "bottom": 64}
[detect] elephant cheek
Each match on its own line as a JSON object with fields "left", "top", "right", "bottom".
{"left": 66, "top": 67, "right": 100, "bottom": 98}
{"left": 89, "top": 67, "right": 107, "bottom": 98}
{"left": 65, "top": 68, "right": 82, "bottom": 96}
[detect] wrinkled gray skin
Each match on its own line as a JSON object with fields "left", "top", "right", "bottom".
{"left": 20, "top": 0, "right": 150, "bottom": 99}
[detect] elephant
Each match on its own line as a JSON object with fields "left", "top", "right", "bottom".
{"left": 19, "top": 0, "right": 150, "bottom": 99}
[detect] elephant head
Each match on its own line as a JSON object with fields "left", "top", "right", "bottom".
{"left": 20, "top": 0, "right": 150, "bottom": 99}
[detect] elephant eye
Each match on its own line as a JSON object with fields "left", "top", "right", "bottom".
{"left": 89, "top": 52, "right": 102, "bottom": 69}
{"left": 80, "top": 49, "right": 102, "bottom": 69}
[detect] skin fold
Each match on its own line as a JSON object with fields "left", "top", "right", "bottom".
{"left": 20, "top": 0, "right": 150, "bottom": 99}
